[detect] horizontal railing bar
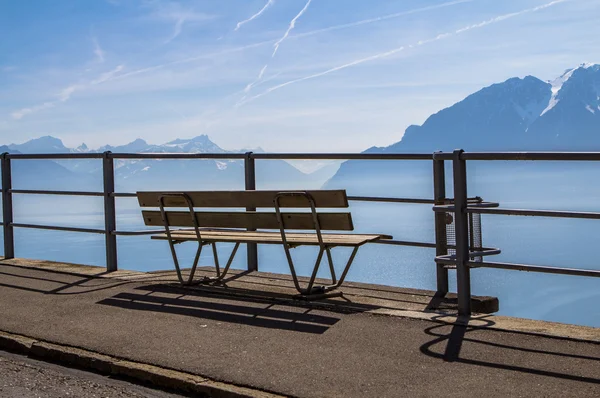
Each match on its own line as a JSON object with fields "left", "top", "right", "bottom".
{"left": 374, "top": 239, "right": 437, "bottom": 248}
{"left": 115, "top": 193, "right": 486, "bottom": 205}
{"left": 253, "top": 153, "right": 432, "bottom": 160}
{"left": 112, "top": 230, "right": 167, "bottom": 236}
{"left": 11, "top": 223, "right": 106, "bottom": 234}
{"left": 432, "top": 152, "right": 453, "bottom": 160}
{"left": 461, "top": 152, "right": 600, "bottom": 161}
{"left": 110, "top": 153, "right": 247, "bottom": 159}
{"left": 7, "top": 153, "right": 104, "bottom": 159}
{"left": 10, "top": 189, "right": 104, "bottom": 197}
{"left": 348, "top": 196, "right": 435, "bottom": 204}
{"left": 467, "top": 260, "right": 600, "bottom": 278}
{"left": 116, "top": 193, "right": 445, "bottom": 203}
{"left": 6, "top": 151, "right": 600, "bottom": 162}
{"left": 467, "top": 207, "right": 600, "bottom": 220}
{"left": 432, "top": 151, "right": 600, "bottom": 161}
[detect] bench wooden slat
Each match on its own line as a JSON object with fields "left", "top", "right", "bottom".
{"left": 137, "top": 190, "right": 349, "bottom": 208}
{"left": 142, "top": 210, "right": 354, "bottom": 231}
{"left": 150, "top": 230, "right": 387, "bottom": 246}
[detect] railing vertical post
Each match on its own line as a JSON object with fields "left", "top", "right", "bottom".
{"left": 103, "top": 151, "right": 118, "bottom": 272}
{"left": 433, "top": 153, "right": 448, "bottom": 294}
{"left": 1, "top": 153, "right": 14, "bottom": 259}
{"left": 244, "top": 152, "right": 258, "bottom": 272}
{"left": 452, "top": 149, "right": 471, "bottom": 316}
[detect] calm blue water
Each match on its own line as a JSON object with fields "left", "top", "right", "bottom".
{"left": 2, "top": 162, "right": 600, "bottom": 328}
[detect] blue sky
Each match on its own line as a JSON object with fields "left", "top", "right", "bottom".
{"left": 0, "top": 0, "right": 598, "bottom": 152}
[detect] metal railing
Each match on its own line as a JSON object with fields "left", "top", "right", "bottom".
{"left": 0, "top": 151, "right": 440, "bottom": 279}
{"left": 1, "top": 149, "right": 600, "bottom": 316}
{"left": 432, "top": 150, "right": 600, "bottom": 316}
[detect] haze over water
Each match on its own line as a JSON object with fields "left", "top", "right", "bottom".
{"left": 5, "top": 162, "right": 600, "bottom": 328}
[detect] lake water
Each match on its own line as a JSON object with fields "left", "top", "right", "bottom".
{"left": 2, "top": 161, "right": 600, "bottom": 328}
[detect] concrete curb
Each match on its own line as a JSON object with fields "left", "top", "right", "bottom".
{"left": 0, "top": 330, "right": 285, "bottom": 398}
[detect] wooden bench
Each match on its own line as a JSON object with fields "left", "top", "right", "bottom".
{"left": 137, "top": 190, "right": 392, "bottom": 296}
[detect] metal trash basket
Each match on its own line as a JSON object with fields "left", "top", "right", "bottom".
{"left": 441, "top": 197, "right": 493, "bottom": 266}
{"left": 444, "top": 211, "right": 483, "bottom": 263}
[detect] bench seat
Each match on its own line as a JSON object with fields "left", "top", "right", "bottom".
{"left": 138, "top": 190, "right": 393, "bottom": 295}
{"left": 151, "top": 228, "right": 392, "bottom": 247}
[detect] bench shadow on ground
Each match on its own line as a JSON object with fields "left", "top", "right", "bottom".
{"left": 96, "top": 283, "right": 354, "bottom": 334}
{"left": 420, "top": 315, "right": 600, "bottom": 385}
{"left": 163, "top": 267, "right": 466, "bottom": 312}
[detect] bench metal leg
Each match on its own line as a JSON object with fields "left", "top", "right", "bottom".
{"left": 201, "top": 242, "right": 240, "bottom": 282}
{"left": 167, "top": 239, "right": 206, "bottom": 285}
{"left": 335, "top": 245, "right": 359, "bottom": 288}
{"left": 168, "top": 241, "right": 241, "bottom": 285}
{"left": 284, "top": 244, "right": 361, "bottom": 296}
{"left": 325, "top": 247, "right": 337, "bottom": 284}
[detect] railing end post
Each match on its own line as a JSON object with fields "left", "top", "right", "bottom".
{"left": 433, "top": 152, "right": 448, "bottom": 295}
{"left": 452, "top": 148, "right": 471, "bottom": 316}
{"left": 244, "top": 152, "right": 258, "bottom": 272}
{"left": 102, "top": 152, "right": 118, "bottom": 272}
{"left": 1, "top": 153, "right": 14, "bottom": 259}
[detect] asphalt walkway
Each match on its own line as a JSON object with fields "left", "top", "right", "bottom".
{"left": 0, "top": 261, "right": 599, "bottom": 397}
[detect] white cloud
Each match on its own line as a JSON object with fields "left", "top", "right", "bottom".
{"left": 145, "top": 1, "right": 215, "bottom": 43}
{"left": 92, "top": 36, "right": 105, "bottom": 63}
{"left": 11, "top": 65, "right": 125, "bottom": 119}
{"left": 11, "top": 102, "right": 56, "bottom": 120}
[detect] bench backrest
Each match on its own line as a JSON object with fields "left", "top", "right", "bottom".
{"left": 137, "top": 190, "right": 353, "bottom": 231}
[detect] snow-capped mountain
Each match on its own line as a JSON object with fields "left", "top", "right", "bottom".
{"left": 327, "top": 63, "right": 600, "bottom": 191}
{"left": 8, "top": 136, "right": 70, "bottom": 154}
{"left": 0, "top": 145, "right": 92, "bottom": 191}
{"left": 2, "top": 135, "right": 336, "bottom": 192}
{"left": 526, "top": 63, "right": 600, "bottom": 150}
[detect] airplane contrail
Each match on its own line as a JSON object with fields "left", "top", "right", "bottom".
{"left": 240, "top": 0, "right": 312, "bottom": 103}
{"left": 107, "top": 0, "right": 473, "bottom": 84}
{"left": 244, "top": 65, "right": 269, "bottom": 91}
{"left": 240, "top": 0, "right": 568, "bottom": 106}
{"left": 272, "top": 0, "right": 312, "bottom": 57}
{"left": 235, "top": 0, "right": 275, "bottom": 31}
{"left": 292, "top": 0, "right": 474, "bottom": 40}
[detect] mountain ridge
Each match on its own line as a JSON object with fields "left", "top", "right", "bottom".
{"left": 326, "top": 63, "right": 600, "bottom": 192}
{"left": 3, "top": 134, "right": 338, "bottom": 191}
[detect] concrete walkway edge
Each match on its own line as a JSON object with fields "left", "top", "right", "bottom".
{"left": 0, "top": 330, "right": 285, "bottom": 398}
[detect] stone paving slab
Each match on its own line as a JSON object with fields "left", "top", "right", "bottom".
{"left": 0, "top": 349, "right": 187, "bottom": 398}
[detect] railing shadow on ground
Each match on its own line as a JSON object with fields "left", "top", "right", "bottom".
{"left": 0, "top": 264, "right": 129, "bottom": 295}
{"left": 0, "top": 261, "right": 461, "bottom": 315}
{"left": 420, "top": 315, "right": 600, "bottom": 385}
{"left": 97, "top": 283, "right": 343, "bottom": 334}
{"left": 0, "top": 263, "right": 342, "bottom": 334}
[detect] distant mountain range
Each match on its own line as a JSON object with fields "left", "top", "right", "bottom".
{"left": 4, "top": 63, "right": 598, "bottom": 197}
{"left": 2, "top": 135, "right": 340, "bottom": 193}
{"left": 327, "top": 63, "right": 600, "bottom": 193}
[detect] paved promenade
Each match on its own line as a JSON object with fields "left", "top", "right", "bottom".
{"left": 0, "top": 259, "right": 599, "bottom": 397}
{"left": 0, "top": 350, "right": 185, "bottom": 398}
